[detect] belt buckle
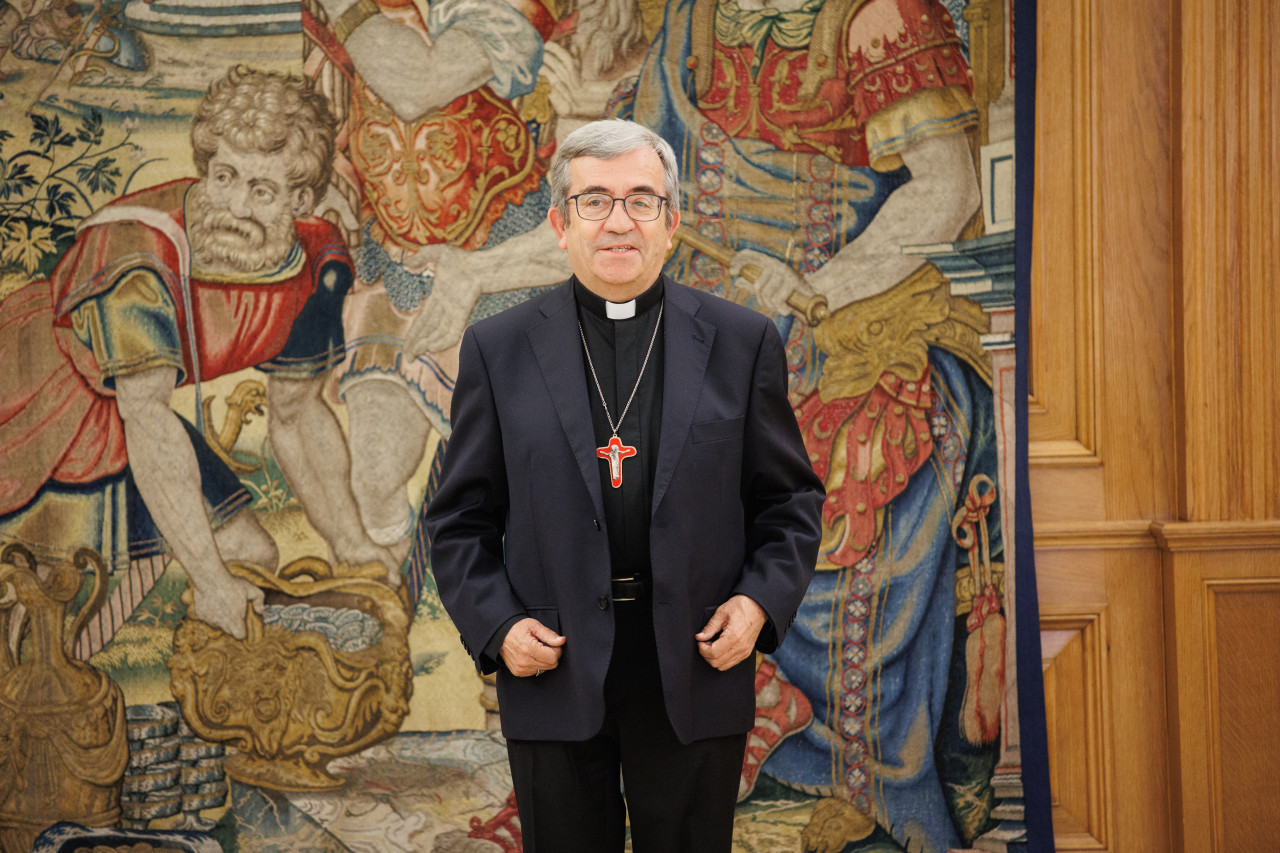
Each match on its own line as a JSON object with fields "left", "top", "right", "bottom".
{"left": 611, "top": 577, "right": 642, "bottom": 602}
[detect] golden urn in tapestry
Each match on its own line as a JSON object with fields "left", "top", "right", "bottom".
{"left": 0, "top": 545, "right": 129, "bottom": 853}
{"left": 167, "top": 558, "right": 412, "bottom": 792}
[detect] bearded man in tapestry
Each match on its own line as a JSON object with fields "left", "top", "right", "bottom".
{"left": 0, "top": 65, "right": 397, "bottom": 652}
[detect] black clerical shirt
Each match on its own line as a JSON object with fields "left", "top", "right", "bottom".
{"left": 574, "top": 276, "right": 664, "bottom": 584}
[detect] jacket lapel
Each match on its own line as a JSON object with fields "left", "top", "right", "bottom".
{"left": 528, "top": 282, "right": 606, "bottom": 522}
{"left": 652, "top": 280, "right": 714, "bottom": 515}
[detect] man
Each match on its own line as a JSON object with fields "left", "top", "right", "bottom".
{"left": 424, "top": 119, "right": 824, "bottom": 852}
{"left": 612, "top": 1, "right": 1006, "bottom": 851}
{"left": 0, "top": 65, "right": 395, "bottom": 648}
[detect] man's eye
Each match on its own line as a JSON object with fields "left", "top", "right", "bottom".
{"left": 582, "top": 196, "right": 608, "bottom": 209}
{"left": 629, "top": 197, "right": 653, "bottom": 210}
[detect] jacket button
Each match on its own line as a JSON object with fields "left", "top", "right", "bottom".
{"left": 597, "top": 596, "right": 610, "bottom": 611}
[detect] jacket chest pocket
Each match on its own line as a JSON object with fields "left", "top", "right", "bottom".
{"left": 691, "top": 416, "right": 745, "bottom": 444}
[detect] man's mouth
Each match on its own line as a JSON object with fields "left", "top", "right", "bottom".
{"left": 203, "top": 211, "right": 266, "bottom": 243}
{"left": 601, "top": 245, "right": 636, "bottom": 253}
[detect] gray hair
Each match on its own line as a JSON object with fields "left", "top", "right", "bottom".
{"left": 549, "top": 119, "right": 680, "bottom": 226}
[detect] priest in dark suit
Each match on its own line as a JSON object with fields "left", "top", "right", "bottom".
{"left": 424, "top": 118, "right": 824, "bottom": 853}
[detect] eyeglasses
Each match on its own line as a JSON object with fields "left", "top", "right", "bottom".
{"left": 568, "top": 193, "right": 668, "bottom": 222}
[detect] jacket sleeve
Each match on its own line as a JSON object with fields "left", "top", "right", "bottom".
{"left": 732, "top": 319, "right": 825, "bottom": 652}
{"left": 423, "top": 325, "right": 526, "bottom": 673}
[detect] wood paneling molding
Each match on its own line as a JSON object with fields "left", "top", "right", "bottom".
{"left": 1041, "top": 609, "right": 1111, "bottom": 849}
{"left": 1173, "top": 0, "right": 1280, "bottom": 520}
{"left": 1035, "top": 521, "right": 1157, "bottom": 551}
{"left": 1028, "top": 0, "right": 1100, "bottom": 466}
{"left": 1151, "top": 520, "right": 1280, "bottom": 553}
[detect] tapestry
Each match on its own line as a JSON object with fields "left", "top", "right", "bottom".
{"left": 0, "top": 0, "right": 1051, "bottom": 851}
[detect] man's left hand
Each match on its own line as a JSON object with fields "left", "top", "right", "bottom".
{"left": 729, "top": 250, "right": 811, "bottom": 318}
{"left": 401, "top": 243, "right": 482, "bottom": 358}
{"left": 696, "top": 594, "right": 767, "bottom": 671}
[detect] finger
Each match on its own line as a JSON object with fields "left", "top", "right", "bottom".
{"left": 527, "top": 647, "right": 562, "bottom": 671}
{"left": 541, "top": 40, "right": 573, "bottom": 64}
{"left": 700, "top": 639, "right": 726, "bottom": 669}
{"left": 695, "top": 612, "right": 726, "bottom": 641}
{"left": 759, "top": 272, "right": 791, "bottom": 310}
{"left": 728, "top": 250, "right": 758, "bottom": 277}
{"left": 705, "top": 646, "right": 742, "bottom": 671}
{"left": 540, "top": 51, "right": 574, "bottom": 80}
{"left": 423, "top": 319, "right": 462, "bottom": 355}
{"left": 507, "top": 651, "right": 539, "bottom": 676}
{"left": 702, "top": 631, "right": 749, "bottom": 670}
{"left": 402, "top": 245, "right": 445, "bottom": 274}
{"left": 530, "top": 623, "right": 567, "bottom": 646}
{"left": 524, "top": 644, "right": 561, "bottom": 673}
{"left": 706, "top": 650, "right": 740, "bottom": 671}
{"left": 402, "top": 326, "right": 430, "bottom": 360}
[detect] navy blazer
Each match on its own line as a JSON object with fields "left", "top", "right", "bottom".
{"left": 425, "top": 277, "right": 824, "bottom": 743}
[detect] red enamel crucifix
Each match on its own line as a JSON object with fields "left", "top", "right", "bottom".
{"left": 596, "top": 435, "right": 637, "bottom": 488}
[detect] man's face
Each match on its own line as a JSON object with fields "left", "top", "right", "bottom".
{"left": 548, "top": 147, "right": 680, "bottom": 302}
{"left": 203, "top": 144, "right": 304, "bottom": 233}
{"left": 189, "top": 143, "right": 310, "bottom": 274}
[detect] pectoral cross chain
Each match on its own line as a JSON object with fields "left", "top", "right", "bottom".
{"left": 578, "top": 301, "right": 663, "bottom": 490}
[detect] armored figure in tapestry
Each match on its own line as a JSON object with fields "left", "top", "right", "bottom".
{"left": 612, "top": 1, "right": 1007, "bottom": 851}
{"left": 302, "top": 0, "right": 572, "bottom": 589}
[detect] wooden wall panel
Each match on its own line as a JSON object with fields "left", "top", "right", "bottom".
{"left": 1173, "top": 0, "right": 1280, "bottom": 520}
{"left": 1211, "top": 585, "right": 1280, "bottom": 849}
{"left": 1035, "top": 542, "right": 1169, "bottom": 853}
{"left": 1028, "top": 0, "right": 1099, "bottom": 467}
{"left": 1095, "top": 0, "right": 1176, "bottom": 521}
{"left": 1153, "top": 525, "right": 1280, "bottom": 852}
{"left": 1033, "top": 0, "right": 1280, "bottom": 847}
{"left": 1031, "top": 0, "right": 1176, "bottom": 849}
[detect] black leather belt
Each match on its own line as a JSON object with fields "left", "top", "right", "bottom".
{"left": 610, "top": 577, "right": 650, "bottom": 602}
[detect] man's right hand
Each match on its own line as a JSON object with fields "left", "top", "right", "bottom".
{"left": 499, "top": 617, "right": 566, "bottom": 677}
{"left": 188, "top": 574, "right": 266, "bottom": 641}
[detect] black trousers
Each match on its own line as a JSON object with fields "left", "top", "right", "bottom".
{"left": 507, "top": 599, "right": 748, "bottom": 853}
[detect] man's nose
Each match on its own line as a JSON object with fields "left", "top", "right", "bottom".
{"left": 602, "top": 198, "right": 634, "bottom": 230}
{"left": 227, "top": 183, "right": 252, "bottom": 218}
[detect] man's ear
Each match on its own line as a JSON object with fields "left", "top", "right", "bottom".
{"left": 290, "top": 186, "right": 316, "bottom": 217}
{"left": 548, "top": 205, "right": 569, "bottom": 250}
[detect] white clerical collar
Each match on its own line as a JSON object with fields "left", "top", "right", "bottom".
{"left": 605, "top": 300, "right": 637, "bottom": 320}
{"left": 573, "top": 276, "right": 664, "bottom": 320}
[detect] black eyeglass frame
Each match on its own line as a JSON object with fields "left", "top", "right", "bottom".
{"left": 566, "top": 192, "right": 669, "bottom": 222}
